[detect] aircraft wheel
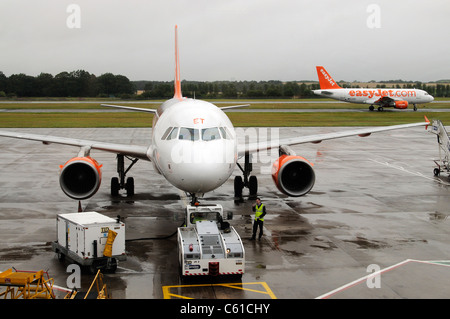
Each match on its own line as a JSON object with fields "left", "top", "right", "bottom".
{"left": 377, "top": 106, "right": 383, "bottom": 112}
{"left": 111, "top": 177, "right": 120, "bottom": 196}
{"left": 126, "top": 177, "right": 135, "bottom": 197}
{"left": 369, "top": 105, "right": 374, "bottom": 111}
{"left": 234, "top": 176, "right": 243, "bottom": 198}
{"left": 249, "top": 175, "right": 258, "bottom": 198}
{"left": 414, "top": 105, "right": 417, "bottom": 111}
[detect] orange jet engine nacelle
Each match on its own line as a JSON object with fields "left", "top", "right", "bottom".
{"left": 271, "top": 155, "right": 315, "bottom": 197}
{"left": 59, "top": 156, "right": 103, "bottom": 200}
{"left": 394, "top": 100, "right": 408, "bottom": 109}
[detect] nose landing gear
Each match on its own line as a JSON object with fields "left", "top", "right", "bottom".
{"left": 234, "top": 153, "right": 258, "bottom": 200}
{"left": 111, "top": 154, "right": 138, "bottom": 197}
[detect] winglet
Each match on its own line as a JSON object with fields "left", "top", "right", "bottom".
{"left": 316, "top": 66, "right": 342, "bottom": 90}
{"left": 425, "top": 115, "right": 430, "bottom": 130}
{"left": 174, "top": 25, "right": 183, "bottom": 100}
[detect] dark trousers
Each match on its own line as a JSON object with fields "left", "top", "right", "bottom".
{"left": 252, "top": 219, "right": 263, "bottom": 239}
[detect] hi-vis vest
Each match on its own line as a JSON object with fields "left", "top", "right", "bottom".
{"left": 255, "top": 204, "right": 265, "bottom": 221}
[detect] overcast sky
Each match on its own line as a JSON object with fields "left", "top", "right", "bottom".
{"left": 1, "top": 0, "right": 449, "bottom": 82}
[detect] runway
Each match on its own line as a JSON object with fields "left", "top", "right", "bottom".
{"left": 0, "top": 126, "right": 450, "bottom": 299}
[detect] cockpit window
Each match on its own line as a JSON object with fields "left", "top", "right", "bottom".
{"left": 219, "top": 127, "right": 232, "bottom": 140}
{"left": 165, "top": 126, "right": 231, "bottom": 141}
{"left": 161, "top": 127, "right": 173, "bottom": 140}
{"left": 179, "top": 127, "right": 199, "bottom": 141}
{"left": 202, "top": 127, "right": 221, "bottom": 141}
{"left": 166, "top": 127, "right": 179, "bottom": 140}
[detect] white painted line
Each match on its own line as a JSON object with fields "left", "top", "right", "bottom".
{"left": 409, "top": 259, "right": 450, "bottom": 267}
{"left": 315, "top": 259, "right": 413, "bottom": 299}
{"left": 368, "top": 158, "right": 450, "bottom": 186}
{"left": 315, "top": 259, "right": 450, "bottom": 299}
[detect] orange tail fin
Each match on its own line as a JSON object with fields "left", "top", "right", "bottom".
{"left": 316, "top": 66, "right": 341, "bottom": 90}
{"left": 174, "top": 25, "right": 183, "bottom": 100}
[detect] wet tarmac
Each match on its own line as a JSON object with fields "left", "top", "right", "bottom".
{"left": 1, "top": 125, "right": 450, "bottom": 299}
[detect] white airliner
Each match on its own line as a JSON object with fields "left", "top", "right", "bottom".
{"left": 0, "top": 27, "right": 431, "bottom": 204}
{"left": 313, "top": 66, "right": 434, "bottom": 111}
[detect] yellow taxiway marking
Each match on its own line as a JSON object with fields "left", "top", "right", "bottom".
{"left": 162, "top": 282, "right": 277, "bottom": 299}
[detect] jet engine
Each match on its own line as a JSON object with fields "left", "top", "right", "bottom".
{"left": 393, "top": 100, "right": 408, "bottom": 109}
{"left": 59, "top": 156, "right": 102, "bottom": 200}
{"left": 271, "top": 155, "right": 315, "bottom": 197}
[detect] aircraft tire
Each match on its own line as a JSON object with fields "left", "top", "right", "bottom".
{"left": 249, "top": 175, "right": 258, "bottom": 198}
{"left": 234, "top": 176, "right": 243, "bottom": 198}
{"left": 126, "top": 177, "right": 135, "bottom": 197}
{"left": 111, "top": 177, "right": 120, "bottom": 196}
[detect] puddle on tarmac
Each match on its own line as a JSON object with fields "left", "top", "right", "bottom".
{"left": 342, "top": 236, "right": 390, "bottom": 249}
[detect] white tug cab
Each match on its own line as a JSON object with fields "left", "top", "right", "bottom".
{"left": 177, "top": 204, "right": 245, "bottom": 278}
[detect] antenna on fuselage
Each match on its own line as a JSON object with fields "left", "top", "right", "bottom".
{"left": 174, "top": 25, "right": 183, "bottom": 101}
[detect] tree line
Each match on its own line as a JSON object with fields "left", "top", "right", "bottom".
{"left": 136, "top": 80, "right": 450, "bottom": 99}
{"left": 0, "top": 70, "right": 135, "bottom": 98}
{"left": 1, "top": 70, "right": 449, "bottom": 99}
{"left": 135, "top": 80, "right": 321, "bottom": 99}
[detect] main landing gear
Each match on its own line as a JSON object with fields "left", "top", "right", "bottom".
{"left": 369, "top": 104, "right": 418, "bottom": 111}
{"left": 111, "top": 154, "right": 139, "bottom": 197}
{"left": 369, "top": 105, "right": 384, "bottom": 112}
{"left": 234, "top": 153, "right": 258, "bottom": 200}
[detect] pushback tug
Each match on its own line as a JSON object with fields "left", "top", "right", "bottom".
{"left": 178, "top": 204, "right": 245, "bottom": 278}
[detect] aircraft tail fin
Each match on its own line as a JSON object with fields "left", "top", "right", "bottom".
{"left": 174, "top": 25, "right": 183, "bottom": 100}
{"left": 316, "top": 66, "right": 342, "bottom": 90}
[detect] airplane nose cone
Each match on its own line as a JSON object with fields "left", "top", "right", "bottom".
{"left": 430, "top": 95, "right": 435, "bottom": 102}
{"left": 167, "top": 140, "right": 236, "bottom": 193}
{"left": 175, "top": 161, "right": 233, "bottom": 193}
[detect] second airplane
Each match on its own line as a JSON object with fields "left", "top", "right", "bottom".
{"left": 313, "top": 66, "right": 434, "bottom": 111}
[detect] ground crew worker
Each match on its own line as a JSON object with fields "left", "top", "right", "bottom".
{"left": 251, "top": 197, "right": 266, "bottom": 241}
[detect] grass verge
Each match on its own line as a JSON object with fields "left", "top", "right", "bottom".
{"left": 0, "top": 111, "right": 445, "bottom": 128}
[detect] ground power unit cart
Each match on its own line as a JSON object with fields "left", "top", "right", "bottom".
{"left": 52, "top": 212, "right": 126, "bottom": 273}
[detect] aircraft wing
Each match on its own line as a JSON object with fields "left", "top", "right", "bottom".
{"left": 373, "top": 96, "right": 396, "bottom": 104}
{"left": 101, "top": 104, "right": 157, "bottom": 113}
{"left": 101, "top": 103, "right": 250, "bottom": 112}
{"left": 220, "top": 104, "right": 250, "bottom": 111}
{"left": 0, "top": 130, "right": 150, "bottom": 160}
{"left": 237, "top": 117, "right": 430, "bottom": 156}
